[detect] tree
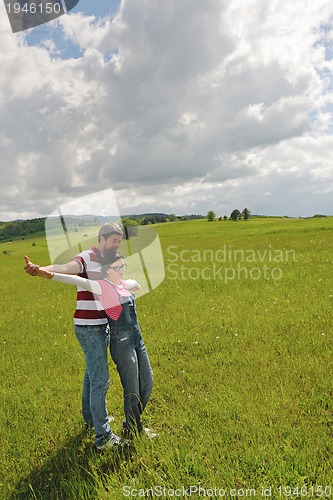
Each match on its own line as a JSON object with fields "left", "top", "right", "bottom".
{"left": 121, "top": 217, "right": 139, "bottom": 227}
{"left": 121, "top": 217, "right": 139, "bottom": 238}
{"left": 142, "top": 216, "right": 156, "bottom": 225}
{"left": 242, "top": 208, "right": 251, "bottom": 220}
{"left": 206, "top": 210, "right": 216, "bottom": 222}
{"left": 230, "top": 209, "right": 241, "bottom": 221}
{"left": 169, "top": 214, "right": 177, "bottom": 222}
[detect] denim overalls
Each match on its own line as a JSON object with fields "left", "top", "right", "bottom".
{"left": 109, "top": 293, "right": 138, "bottom": 332}
{"left": 108, "top": 290, "right": 153, "bottom": 434}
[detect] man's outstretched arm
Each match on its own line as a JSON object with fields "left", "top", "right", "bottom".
{"left": 24, "top": 255, "right": 81, "bottom": 276}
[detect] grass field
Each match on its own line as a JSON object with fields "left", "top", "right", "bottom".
{"left": 0, "top": 217, "right": 332, "bottom": 499}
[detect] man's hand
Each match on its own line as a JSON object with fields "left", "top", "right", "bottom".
{"left": 24, "top": 255, "right": 80, "bottom": 275}
{"left": 24, "top": 256, "right": 54, "bottom": 279}
{"left": 24, "top": 255, "right": 40, "bottom": 276}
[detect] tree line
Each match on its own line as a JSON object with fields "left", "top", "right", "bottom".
{"left": 206, "top": 208, "right": 251, "bottom": 222}
{"left": 0, "top": 218, "right": 46, "bottom": 241}
{"left": 0, "top": 209, "right": 254, "bottom": 241}
{"left": 122, "top": 213, "right": 204, "bottom": 225}
{"left": 0, "top": 213, "right": 205, "bottom": 241}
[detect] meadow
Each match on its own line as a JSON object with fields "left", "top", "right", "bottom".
{"left": 0, "top": 216, "right": 332, "bottom": 499}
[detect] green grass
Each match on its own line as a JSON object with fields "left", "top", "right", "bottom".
{"left": 1, "top": 217, "right": 333, "bottom": 499}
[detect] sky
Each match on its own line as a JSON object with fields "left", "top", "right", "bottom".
{"left": 1, "top": 0, "right": 333, "bottom": 220}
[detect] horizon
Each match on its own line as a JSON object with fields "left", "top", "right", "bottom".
{"left": 1, "top": 211, "right": 332, "bottom": 224}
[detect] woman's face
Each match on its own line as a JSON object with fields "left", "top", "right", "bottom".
{"left": 107, "top": 258, "right": 126, "bottom": 281}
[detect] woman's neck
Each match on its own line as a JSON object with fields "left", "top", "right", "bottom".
{"left": 105, "top": 278, "right": 122, "bottom": 286}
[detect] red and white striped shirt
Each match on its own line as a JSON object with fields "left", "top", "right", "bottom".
{"left": 73, "top": 246, "right": 107, "bottom": 326}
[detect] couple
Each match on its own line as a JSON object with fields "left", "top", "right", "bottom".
{"left": 24, "top": 222, "right": 156, "bottom": 450}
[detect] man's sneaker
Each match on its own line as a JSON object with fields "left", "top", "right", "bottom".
{"left": 96, "top": 432, "right": 122, "bottom": 450}
{"left": 141, "top": 427, "right": 158, "bottom": 439}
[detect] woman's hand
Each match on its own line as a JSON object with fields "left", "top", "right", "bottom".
{"left": 132, "top": 282, "right": 142, "bottom": 291}
{"left": 125, "top": 279, "right": 142, "bottom": 291}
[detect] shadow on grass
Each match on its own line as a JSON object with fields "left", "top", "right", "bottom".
{"left": 10, "top": 429, "right": 133, "bottom": 500}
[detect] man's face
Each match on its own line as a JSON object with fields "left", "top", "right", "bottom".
{"left": 104, "top": 234, "right": 122, "bottom": 251}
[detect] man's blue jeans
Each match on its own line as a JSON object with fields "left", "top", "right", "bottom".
{"left": 110, "top": 324, "right": 153, "bottom": 433}
{"left": 74, "top": 324, "right": 112, "bottom": 447}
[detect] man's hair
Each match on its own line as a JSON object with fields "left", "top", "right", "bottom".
{"left": 98, "top": 222, "right": 123, "bottom": 242}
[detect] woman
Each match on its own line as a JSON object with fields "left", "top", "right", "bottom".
{"left": 24, "top": 252, "right": 156, "bottom": 440}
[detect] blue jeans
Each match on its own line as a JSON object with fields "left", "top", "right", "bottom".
{"left": 74, "top": 324, "right": 112, "bottom": 447}
{"left": 109, "top": 324, "right": 153, "bottom": 433}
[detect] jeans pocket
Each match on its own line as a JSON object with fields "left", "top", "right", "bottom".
{"left": 110, "top": 333, "right": 130, "bottom": 363}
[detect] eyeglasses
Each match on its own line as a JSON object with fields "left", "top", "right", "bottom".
{"left": 109, "top": 263, "right": 127, "bottom": 272}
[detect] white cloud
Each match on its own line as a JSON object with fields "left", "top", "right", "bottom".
{"left": 0, "top": 0, "right": 333, "bottom": 220}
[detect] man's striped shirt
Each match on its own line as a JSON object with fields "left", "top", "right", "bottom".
{"left": 73, "top": 247, "right": 107, "bottom": 326}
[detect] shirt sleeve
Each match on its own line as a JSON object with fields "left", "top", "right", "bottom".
{"left": 73, "top": 255, "right": 85, "bottom": 274}
{"left": 52, "top": 273, "right": 102, "bottom": 295}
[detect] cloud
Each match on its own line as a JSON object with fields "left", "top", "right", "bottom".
{"left": 0, "top": 0, "right": 333, "bottom": 220}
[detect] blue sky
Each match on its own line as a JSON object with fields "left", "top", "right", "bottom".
{"left": 25, "top": 0, "right": 121, "bottom": 59}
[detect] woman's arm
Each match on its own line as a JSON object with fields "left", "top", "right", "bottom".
{"left": 51, "top": 273, "right": 102, "bottom": 295}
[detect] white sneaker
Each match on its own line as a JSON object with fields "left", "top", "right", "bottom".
{"left": 96, "top": 432, "right": 122, "bottom": 450}
{"left": 142, "top": 427, "right": 159, "bottom": 439}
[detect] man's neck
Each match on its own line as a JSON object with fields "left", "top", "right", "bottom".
{"left": 97, "top": 243, "right": 104, "bottom": 256}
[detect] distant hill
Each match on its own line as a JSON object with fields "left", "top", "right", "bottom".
{"left": 44, "top": 212, "right": 205, "bottom": 223}
{"left": 0, "top": 213, "right": 205, "bottom": 241}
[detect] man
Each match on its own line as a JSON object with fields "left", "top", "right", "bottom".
{"left": 24, "top": 222, "right": 125, "bottom": 450}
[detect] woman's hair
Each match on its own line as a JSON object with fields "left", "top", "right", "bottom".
{"left": 101, "top": 251, "right": 124, "bottom": 277}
